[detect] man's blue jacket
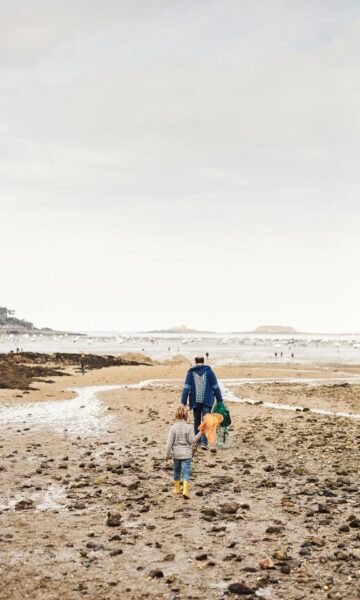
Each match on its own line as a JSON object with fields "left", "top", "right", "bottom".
{"left": 181, "top": 364, "right": 223, "bottom": 410}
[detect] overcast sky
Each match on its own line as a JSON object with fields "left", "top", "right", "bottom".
{"left": 1, "top": 0, "right": 360, "bottom": 333}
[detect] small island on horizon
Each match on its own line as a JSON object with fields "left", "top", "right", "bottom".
{"left": 253, "top": 325, "right": 298, "bottom": 334}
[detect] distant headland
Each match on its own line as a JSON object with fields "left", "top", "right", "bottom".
{"left": 0, "top": 306, "right": 81, "bottom": 336}
{"left": 0, "top": 306, "right": 37, "bottom": 334}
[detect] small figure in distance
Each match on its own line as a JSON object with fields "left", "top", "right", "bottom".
{"left": 80, "top": 353, "right": 86, "bottom": 375}
{"left": 181, "top": 356, "right": 223, "bottom": 451}
{"left": 205, "top": 352, "right": 209, "bottom": 361}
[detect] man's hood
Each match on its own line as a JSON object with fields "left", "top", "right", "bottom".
{"left": 189, "top": 365, "right": 211, "bottom": 376}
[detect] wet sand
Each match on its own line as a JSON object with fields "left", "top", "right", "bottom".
{"left": 0, "top": 362, "right": 360, "bottom": 599}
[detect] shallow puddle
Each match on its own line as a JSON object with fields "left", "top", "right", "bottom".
{"left": 0, "top": 385, "right": 117, "bottom": 436}
{"left": 0, "top": 484, "right": 67, "bottom": 512}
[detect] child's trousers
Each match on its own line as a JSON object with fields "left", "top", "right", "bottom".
{"left": 173, "top": 458, "right": 191, "bottom": 481}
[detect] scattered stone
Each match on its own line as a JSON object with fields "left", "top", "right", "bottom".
{"left": 109, "top": 549, "right": 123, "bottom": 557}
{"left": 335, "top": 551, "right": 349, "bottom": 561}
{"left": 228, "top": 582, "right": 254, "bottom": 595}
{"left": 221, "top": 502, "right": 239, "bottom": 515}
{"left": 149, "top": 569, "right": 164, "bottom": 579}
{"left": 201, "top": 509, "right": 217, "bottom": 517}
{"left": 318, "top": 504, "right": 331, "bottom": 514}
{"left": 195, "top": 553, "right": 208, "bottom": 561}
{"left": 259, "top": 558, "right": 275, "bottom": 570}
{"left": 15, "top": 499, "right": 34, "bottom": 511}
{"left": 273, "top": 549, "right": 288, "bottom": 561}
{"left": 266, "top": 526, "right": 283, "bottom": 534}
{"left": 106, "top": 512, "right": 121, "bottom": 527}
{"left": 280, "top": 564, "right": 291, "bottom": 574}
{"left": 349, "top": 518, "right": 360, "bottom": 529}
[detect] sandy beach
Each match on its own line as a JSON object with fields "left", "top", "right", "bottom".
{"left": 1, "top": 359, "right": 360, "bottom": 600}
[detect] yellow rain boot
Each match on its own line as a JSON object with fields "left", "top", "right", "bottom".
{"left": 174, "top": 480, "right": 181, "bottom": 495}
{"left": 183, "top": 480, "right": 190, "bottom": 499}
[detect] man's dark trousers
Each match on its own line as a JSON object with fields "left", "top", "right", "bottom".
{"left": 193, "top": 403, "right": 211, "bottom": 447}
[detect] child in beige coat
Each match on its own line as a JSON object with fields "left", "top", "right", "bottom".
{"left": 165, "top": 406, "right": 200, "bottom": 498}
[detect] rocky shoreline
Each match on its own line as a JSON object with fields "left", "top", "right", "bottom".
{"left": 0, "top": 352, "right": 153, "bottom": 390}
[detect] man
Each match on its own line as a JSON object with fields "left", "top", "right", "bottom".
{"left": 181, "top": 356, "right": 223, "bottom": 450}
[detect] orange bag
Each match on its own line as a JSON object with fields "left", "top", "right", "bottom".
{"left": 198, "top": 413, "right": 224, "bottom": 445}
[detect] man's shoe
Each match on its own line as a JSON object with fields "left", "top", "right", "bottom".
{"left": 183, "top": 481, "right": 190, "bottom": 499}
{"left": 200, "top": 444, "right": 208, "bottom": 451}
{"left": 174, "top": 480, "right": 181, "bottom": 495}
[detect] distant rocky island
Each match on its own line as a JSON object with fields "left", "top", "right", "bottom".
{"left": 148, "top": 324, "right": 203, "bottom": 334}
{"left": 253, "top": 325, "right": 298, "bottom": 334}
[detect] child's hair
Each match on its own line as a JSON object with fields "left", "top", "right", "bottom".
{"left": 175, "top": 406, "right": 188, "bottom": 421}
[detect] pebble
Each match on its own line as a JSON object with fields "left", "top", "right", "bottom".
{"left": 280, "top": 564, "right": 291, "bottom": 574}
{"left": 349, "top": 518, "right": 360, "bottom": 529}
{"left": 266, "top": 526, "right": 283, "bottom": 534}
{"left": 106, "top": 512, "right": 121, "bottom": 527}
{"left": 228, "top": 581, "right": 255, "bottom": 595}
{"left": 15, "top": 499, "right": 34, "bottom": 511}
{"left": 221, "top": 502, "right": 239, "bottom": 514}
{"left": 259, "top": 558, "right": 275, "bottom": 570}
{"left": 273, "top": 549, "right": 288, "bottom": 560}
{"left": 109, "top": 549, "right": 123, "bottom": 557}
{"left": 149, "top": 569, "right": 164, "bottom": 579}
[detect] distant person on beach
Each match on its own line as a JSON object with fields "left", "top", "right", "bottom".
{"left": 80, "top": 354, "right": 86, "bottom": 375}
{"left": 165, "top": 406, "right": 201, "bottom": 499}
{"left": 205, "top": 351, "right": 209, "bottom": 361}
{"left": 181, "top": 356, "right": 223, "bottom": 450}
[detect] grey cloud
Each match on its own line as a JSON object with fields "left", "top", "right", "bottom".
{"left": 0, "top": 0, "right": 173, "bottom": 67}
{"left": 1, "top": 22, "right": 360, "bottom": 207}
{"left": 1, "top": 0, "right": 360, "bottom": 69}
